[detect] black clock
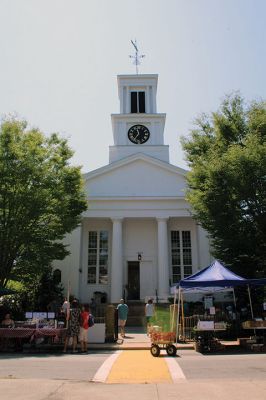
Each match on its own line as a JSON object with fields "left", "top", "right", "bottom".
{"left": 128, "top": 125, "right": 150, "bottom": 144}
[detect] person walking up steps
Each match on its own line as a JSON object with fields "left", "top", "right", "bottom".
{"left": 117, "top": 299, "right": 128, "bottom": 338}
{"left": 145, "top": 298, "right": 155, "bottom": 335}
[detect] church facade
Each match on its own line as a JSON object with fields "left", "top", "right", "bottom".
{"left": 53, "top": 73, "right": 212, "bottom": 303}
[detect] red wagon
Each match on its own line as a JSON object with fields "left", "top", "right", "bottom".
{"left": 150, "top": 331, "right": 177, "bottom": 357}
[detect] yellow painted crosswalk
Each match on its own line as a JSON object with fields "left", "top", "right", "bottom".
{"left": 106, "top": 350, "right": 172, "bottom": 384}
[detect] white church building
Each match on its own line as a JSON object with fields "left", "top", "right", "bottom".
{"left": 53, "top": 73, "right": 212, "bottom": 304}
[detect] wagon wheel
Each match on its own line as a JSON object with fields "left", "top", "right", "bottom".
{"left": 166, "top": 344, "right": 177, "bottom": 356}
{"left": 150, "top": 344, "right": 160, "bottom": 357}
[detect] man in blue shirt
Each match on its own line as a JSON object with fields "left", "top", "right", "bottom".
{"left": 117, "top": 299, "right": 128, "bottom": 338}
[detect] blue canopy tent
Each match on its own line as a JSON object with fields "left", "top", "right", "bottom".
{"left": 172, "top": 260, "right": 266, "bottom": 340}
{"left": 179, "top": 259, "right": 266, "bottom": 288}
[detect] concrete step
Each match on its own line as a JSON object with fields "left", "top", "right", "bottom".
{"left": 127, "top": 316, "right": 146, "bottom": 327}
{"left": 127, "top": 302, "right": 146, "bottom": 317}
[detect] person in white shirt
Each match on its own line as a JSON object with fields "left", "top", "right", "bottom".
{"left": 145, "top": 298, "right": 155, "bottom": 335}
{"left": 62, "top": 298, "right": 70, "bottom": 315}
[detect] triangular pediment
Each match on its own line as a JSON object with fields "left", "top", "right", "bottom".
{"left": 84, "top": 154, "right": 188, "bottom": 198}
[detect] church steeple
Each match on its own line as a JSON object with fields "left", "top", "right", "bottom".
{"left": 117, "top": 74, "right": 157, "bottom": 114}
{"left": 109, "top": 74, "right": 169, "bottom": 164}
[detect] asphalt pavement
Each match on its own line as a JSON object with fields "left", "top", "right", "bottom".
{"left": 0, "top": 328, "right": 265, "bottom": 400}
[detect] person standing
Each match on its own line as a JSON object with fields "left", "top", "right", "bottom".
{"left": 63, "top": 299, "right": 80, "bottom": 353}
{"left": 145, "top": 298, "right": 155, "bottom": 335}
{"left": 117, "top": 299, "right": 128, "bottom": 338}
{"left": 79, "top": 304, "right": 90, "bottom": 353}
{"left": 62, "top": 298, "right": 70, "bottom": 317}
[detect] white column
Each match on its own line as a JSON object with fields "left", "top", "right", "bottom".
{"left": 152, "top": 86, "right": 157, "bottom": 113}
{"left": 157, "top": 218, "right": 170, "bottom": 299}
{"left": 120, "top": 86, "right": 124, "bottom": 113}
{"left": 110, "top": 218, "right": 123, "bottom": 303}
{"left": 146, "top": 86, "right": 150, "bottom": 113}
{"left": 126, "top": 86, "right": 130, "bottom": 113}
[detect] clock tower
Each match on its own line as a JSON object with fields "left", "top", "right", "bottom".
{"left": 109, "top": 74, "right": 169, "bottom": 163}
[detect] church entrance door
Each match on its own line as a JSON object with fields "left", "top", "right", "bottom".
{"left": 127, "top": 261, "right": 140, "bottom": 300}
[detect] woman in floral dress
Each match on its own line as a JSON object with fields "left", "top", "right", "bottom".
{"left": 63, "top": 299, "right": 81, "bottom": 353}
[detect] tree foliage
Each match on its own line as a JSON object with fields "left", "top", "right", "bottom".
{"left": 182, "top": 94, "right": 266, "bottom": 277}
{"left": 0, "top": 117, "right": 87, "bottom": 287}
{"left": 0, "top": 266, "right": 64, "bottom": 320}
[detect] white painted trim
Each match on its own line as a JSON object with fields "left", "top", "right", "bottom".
{"left": 165, "top": 357, "right": 186, "bottom": 382}
{"left": 92, "top": 351, "right": 121, "bottom": 383}
{"left": 87, "top": 196, "right": 186, "bottom": 201}
{"left": 111, "top": 113, "right": 166, "bottom": 119}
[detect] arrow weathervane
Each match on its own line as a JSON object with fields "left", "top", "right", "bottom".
{"left": 129, "top": 39, "right": 145, "bottom": 74}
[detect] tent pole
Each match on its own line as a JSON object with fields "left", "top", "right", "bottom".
{"left": 247, "top": 285, "right": 254, "bottom": 319}
{"left": 66, "top": 280, "right": 71, "bottom": 329}
{"left": 232, "top": 288, "right": 237, "bottom": 310}
{"left": 67, "top": 280, "right": 70, "bottom": 303}
{"left": 247, "top": 284, "right": 257, "bottom": 337}
{"left": 171, "top": 288, "right": 177, "bottom": 332}
{"left": 175, "top": 287, "right": 181, "bottom": 344}
{"left": 181, "top": 290, "right": 185, "bottom": 341}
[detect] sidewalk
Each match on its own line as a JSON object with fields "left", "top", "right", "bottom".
{"left": 89, "top": 327, "right": 194, "bottom": 350}
{"left": 20, "top": 327, "right": 240, "bottom": 353}
{"left": 88, "top": 327, "right": 240, "bottom": 351}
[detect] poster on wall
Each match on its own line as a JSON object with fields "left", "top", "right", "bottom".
{"left": 209, "top": 306, "right": 216, "bottom": 315}
{"left": 204, "top": 296, "right": 213, "bottom": 309}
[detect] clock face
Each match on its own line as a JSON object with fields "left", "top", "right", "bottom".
{"left": 128, "top": 125, "right": 150, "bottom": 144}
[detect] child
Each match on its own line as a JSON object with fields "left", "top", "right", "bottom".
{"left": 79, "top": 304, "right": 90, "bottom": 353}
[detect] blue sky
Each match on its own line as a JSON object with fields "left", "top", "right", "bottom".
{"left": 0, "top": 0, "right": 265, "bottom": 171}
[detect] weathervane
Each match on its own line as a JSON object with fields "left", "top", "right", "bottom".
{"left": 129, "top": 39, "right": 145, "bottom": 74}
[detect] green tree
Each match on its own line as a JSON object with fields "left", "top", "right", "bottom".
{"left": 182, "top": 94, "right": 266, "bottom": 277}
{"left": 0, "top": 117, "right": 87, "bottom": 287}
{"left": 0, "top": 266, "right": 64, "bottom": 320}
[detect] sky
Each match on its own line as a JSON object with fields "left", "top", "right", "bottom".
{"left": 0, "top": 0, "right": 265, "bottom": 172}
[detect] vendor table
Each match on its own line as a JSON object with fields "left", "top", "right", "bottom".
{"left": 0, "top": 328, "right": 35, "bottom": 339}
{"left": 0, "top": 327, "right": 67, "bottom": 351}
{"left": 0, "top": 327, "right": 67, "bottom": 338}
{"left": 242, "top": 321, "right": 266, "bottom": 329}
{"left": 35, "top": 328, "right": 67, "bottom": 338}
{"left": 241, "top": 321, "right": 266, "bottom": 348}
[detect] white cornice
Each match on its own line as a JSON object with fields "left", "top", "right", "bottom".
{"left": 117, "top": 74, "right": 158, "bottom": 87}
{"left": 117, "top": 74, "right": 158, "bottom": 79}
{"left": 111, "top": 113, "right": 166, "bottom": 120}
{"left": 87, "top": 196, "right": 186, "bottom": 201}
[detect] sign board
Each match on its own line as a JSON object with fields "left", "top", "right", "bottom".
{"left": 32, "top": 312, "right": 47, "bottom": 319}
{"left": 209, "top": 306, "right": 216, "bottom": 315}
{"left": 197, "top": 320, "right": 215, "bottom": 330}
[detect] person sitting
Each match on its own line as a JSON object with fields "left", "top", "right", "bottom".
{"left": 0, "top": 313, "right": 15, "bottom": 351}
{"left": 1, "top": 313, "right": 15, "bottom": 328}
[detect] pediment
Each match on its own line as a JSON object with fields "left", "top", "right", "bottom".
{"left": 84, "top": 154, "right": 188, "bottom": 198}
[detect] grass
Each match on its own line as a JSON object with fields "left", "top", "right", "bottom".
{"left": 150, "top": 305, "right": 173, "bottom": 332}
